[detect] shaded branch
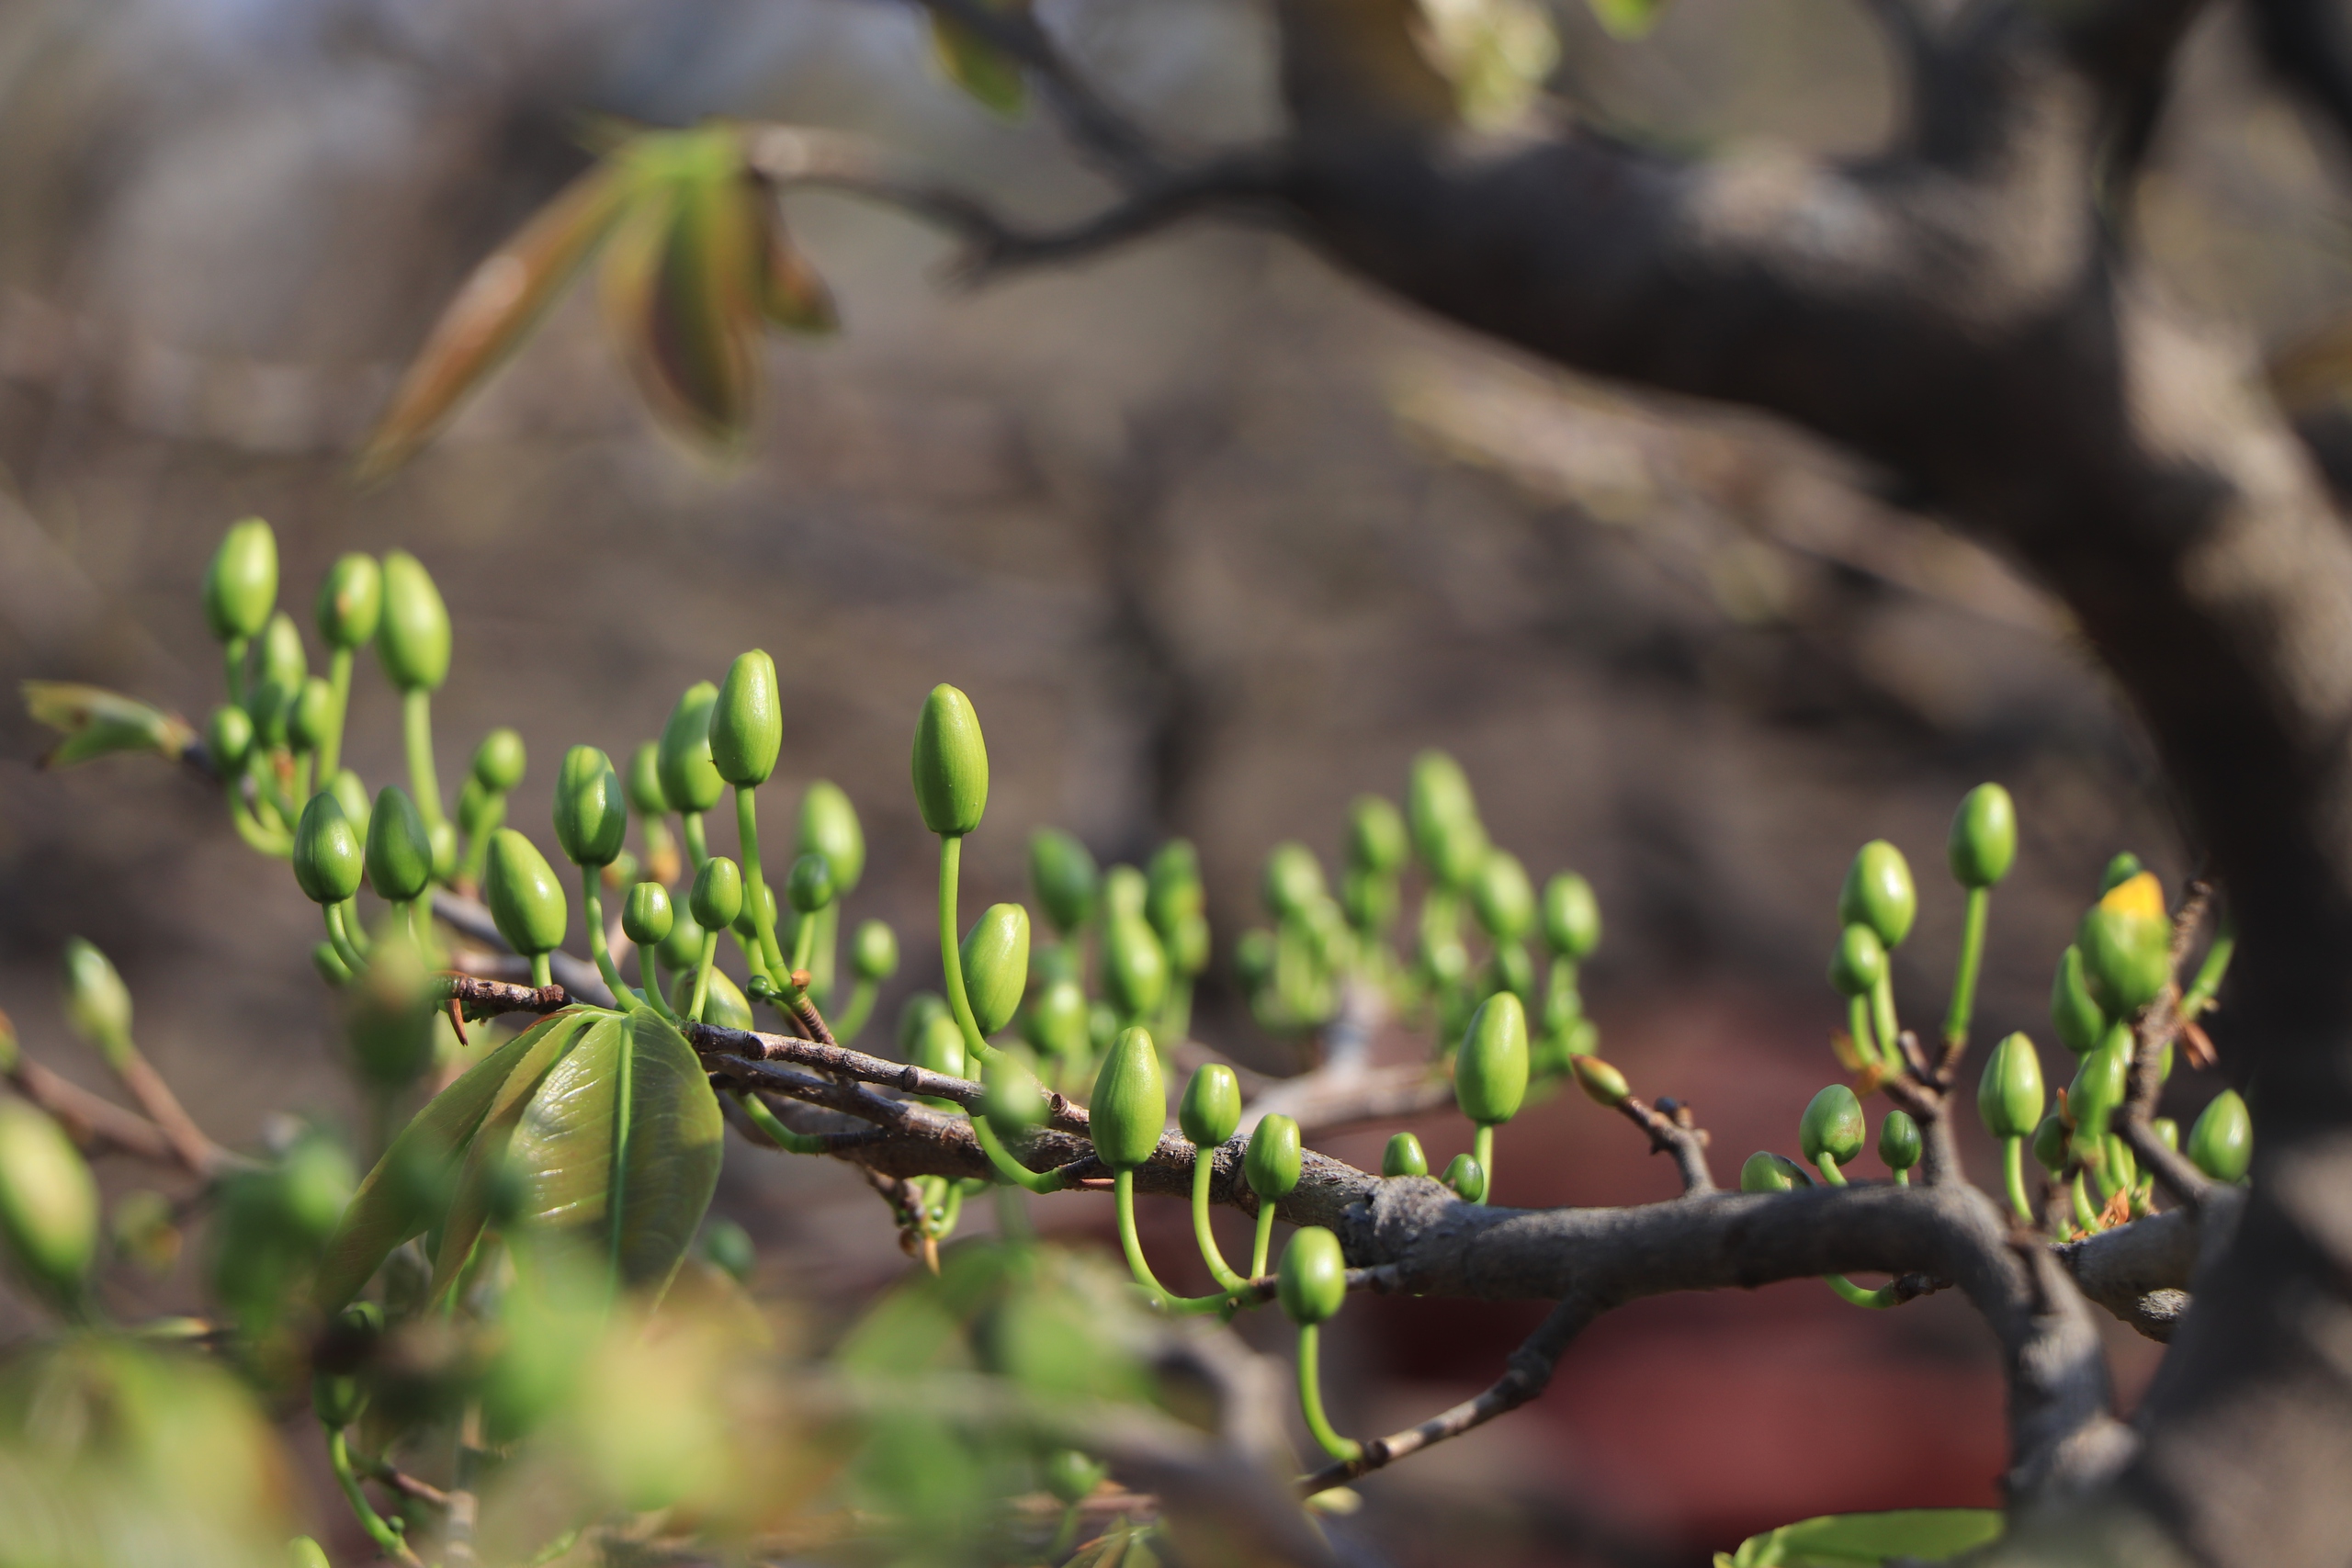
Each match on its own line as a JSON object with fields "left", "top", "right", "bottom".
{"left": 2, "top": 1039, "right": 248, "bottom": 1178}
{"left": 902, "top": 0, "right": 1167, "bottom": 185}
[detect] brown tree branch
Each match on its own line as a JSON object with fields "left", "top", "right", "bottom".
{"left": 1614, "top": 1094, "right": 1715, "bottom": 1194}
{"left": 901, "top": 0, "right": 1168, "bottom": 185}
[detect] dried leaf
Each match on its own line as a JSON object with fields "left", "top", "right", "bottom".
{"left": 751, "top": 179, "right": 839, "bottom": 335}
{"left": 601, "top": 152, "right": 764, "bottom": 449}
{"left": 357, "top": 163, "right": 634, "bottom": 482}
{"left": 21, "top": 682, "right": 196, "bottom": 769}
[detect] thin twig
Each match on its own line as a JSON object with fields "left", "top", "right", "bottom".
{"left": 2120, "top": 882, "right": 2216, "bottom": 1207}
{"left": 1614, "top": 1095, "right": 1715, "bottom": 1194}
{"left": 3, "top": 1052, "right": 248, "bottom": 1177}
{"left": 902, "top": 0, "right": 1167, "bottom": 184}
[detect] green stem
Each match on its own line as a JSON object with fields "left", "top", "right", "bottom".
{"left": 641, "top": 953, "right": 679, "bottom": 1021}
{"left": 1049, "top": 1504, "right": 1081, "bottom": 1560}
{"left": 2003, "top": 1136, "right": 2033, "bottom": 1224}
{"left": 1295, "top": 1324, "right": 1362, "bottom": 1461}
{"left": 689, "top": 931, "right": 719, "bottom": 1023}
{"left": 228, "top": 789, "right": 293, "bottom": 856}
{"left": 1114, "top": 1170, "right": 1228, "bottom": 1313}
{"left": 222, "top": 637, "right": 248, "bottom": 707}
{"left": 681, "top": 812, "right": 708, "bottom": 872}
{"left": 458, "top": 792, "right": 506, "bottom": 887}
{"left": 320, "top": 647, "right": 352, "bottom": 779}
{"left": 2180, "top": 920, "right": 2236, "bottom": 1019}
{"left": 1816, "top": 1154, "right": 1847, "bottom": 1187}
{"left": 1942, "top": 886, "right": 1990, "bottom": 1052}
{"left": 734, "top": 1090, "right": 836, "bottom": 1154}
{"left": 937, "top": 834, "right": 1001, "bottom": 1066}
{"left": 1473, "top": 1123, "right": 1496, "bottom": 1195}
{"left": 832, "top": 977, "right": 878, "bottom": 1044}
{"left": 974, "top": 1115, "right": 1069, "bottom": 1193}
{"left": 790, "top": 905, "right": 819, "bottom": 976}
{"left": 1250, "top": 1201, "right": 1278, "bottom": 1280}
{"left": 292, "top": 752, "right": 313, "bottom": 813}
{"left": 1847, "top": 995, "right": 1876, "bottom": 1069}
{"left": 735, "top": 786, "right": 791, "bottom": 987}
{"left": 1824, "top": 1274, "right": 1905, "bottom": 1309}
{"left": 326, "top": 1427, "right": 415, "bottom": 1564}
{"left": 530, "top": 951, "right": 552, "bottom": 988}
{"left": 1190, "top": 1146, "right": 1248, "bottom": 1292}
{"left": 2071, "top": 1171, "right": 2102, "bottom": 1234}
{"left": 1870, "top": 973, "right": 1901, "bottom": 1070}
{"left": 580, "top": 867, "right": 639, "bottom": 1010}
{"left": 401, "top": 690, "right": 444, "bottom": 831}
{"left": 1161, "top": 976, "right": 1193, "bottom": 1047}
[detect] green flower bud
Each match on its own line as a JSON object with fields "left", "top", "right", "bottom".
{"left": 1382, "top": 1132, "right": 1428, "bottom": 1179}
{"left": 710, "top": 650, "right": 783, "bottom": 787}
{"left": 1828, "top": 922, "right": 1887, "bottom": 998}
{"left": 697, "top": 1218, "right": 756, "bottom": 1284}
{"left": 346, "top": 931, "right": 439, "bottom": 1086}
{"left": 288, "top": 677, "right": 335, "bottom": 755}
{"left": 292, "top": 795, "right": 366, "bottom": 906}
{"left": 1340, "top": 867, "right": 1400, "bottom": 935}
{"left": 2076, "top": 873, "right": 2171, "bottom": 1017}
{"left": 960, "top": 903, "right": 1032, "bottom": 1036}
{"left": 1541, "top": 873, "right": 1601, "bottom": 961}
{"left": 898, "top": 992, "right": 949, "bottom": 1054}
{"left": 2152, "top": 1116, "right": 2180, "bottom": 1153}
{"left": 656, "top": 904, "right": 706, "bottom": 972}
{"left": 327, "top": 769, "right": 371, "bottom": 843}
{"left": 553, "top": 745, "right": 628, "bottom": 868}
{"left": 311, "top": 1301, "right": 384, "bottom": 1428}
{"left": 246, "top": 679, "right": 291, "bottom": 748}
{"left": 1277, "top": 1225, "right": 1348, "bottom": 1325}
{"left": 1179, "top": 1064, "right": 1242, "bottom": 1147}
{"left": 1947, "top": 783, "right": 2017, "bottom": 889}
{"left": 673, "top": 966, "right": 753, "bottom": 1032}
{"left": 1349, "top": 795, "right": 1410, "bottom": 875}
{"left": 1570, "top": 1054, "right": 1630, "bottom": 1108}
{"left": 1799, "top": 1084, "right": 1865, "bottom": 1169}
{"left": 1089, "top": 1027, "right": 1165, "bottom": 1171}
{"left": 797, "top": 780, "right": 865, "bottom": 895}
{"left": 2067, "top": 1031, "right": 2130, "bottom": 1137}
{"left": 1740, "top": 1150, "right": 1813, "bottom": 1192}
{"left": 376, "top": 551, "right": 451, "bottom": 693}
{"left": 207, "top": 704, "right": 254, "bottom": 771}
{"left": 316, "top": 554, "right": 382, "bottom": 652}
{"left": 1029, "top": 829, "right": 1099, "bottom": 935}
{"left": 623, "top": 882, "right": 674, "bottom": 948}
{"left": 1261, "top": 842, "right": 1327, "bottom": 921}
{"left": 366, "top": 785, "right": 435, "bottom": 902}
{"left": 1471, "top": 852, "right": 1536, "bottom": 942}
{"left": 473, "top": 728, "right": 527, "bottom": 795}
{"left": 1244, "top": 1112, "right": 1302, "bottom": 1199}
{"left": 1166, "top": 910, "right": 1211, "bottom": 979}
{"left": 786, "top": 851, "right": 836, "bottom": 915}
{"left": 1102, "top": 914, "right": 1169, "bottom": 1021}
{"left": 911, "top": 682, "right": 988, "bottom": 835}
{"left": 1235, "top": 928, "right": 1277, "bottom": 993}
{"left": 61, "top": 940, "right": 130, "bottom": 1062}
{"left": 1102, "top": 865, "right": 1148, "bottom": 923}
{"left": 657, "top": 682, "right": 725, "bottom": 814}
{"left": 1878, "top": 1109, "right": 1923, "bottom": 1174}
{"left": 1978, "top": 1032, "right": 2045, "bottom": 1140}
{"left": 1147, "top": 840, "right": 1204, "bottom": 933}
{"left": 486, "top": 829, "right": 568, "bottom": 955}
{"left": 984, "top": 1045, "right": 1048, "bottom": 1139}
{"left": 203, "top": 517, "right": 278, "bottom": 643}
{"left": 1023, "top": 977, "right": 1091, "bottom": 1060}
{"left": 1442, "top": 1153, "right": 1487, "bottom": 1202}
{"left": 257, "top": 611, "right": 309, "bottom": 695}
{"left": 0, "top": 1100, "right": 98, "bottom": 1305}
{"left": 290, "top": 1540, "right": 332, "bottom": 1568}
{"left": 1043, "top": 1450, "right": 1107, "bottom": 1506}
{"left": 910, "top": 1010, "right": 967, "bottom": 1080}
{"left": 851, "top": 919, "right": 899, "bottom": 983}
{"left": 2099, "top": 852, "right": 2144, "bottom": 894}
{"left": 431, "top": 820, "right": 458, "bottom": 883}
{"left": 2032, "top": 1112, "right": 2071, "bottom": 1173}
{"left": 2050, "top": 945, "right": 2107, "bottom": 1055}
{"left": 1838, "top": 840, "right": 1917, "bottom": 950}
{"left": 1407, "top": 750, "right": 1482, "bottom": 882}
{"left": 627, "top": 741, "right": 668, "bottom": 818}
{"left": 1455, "top": 992, "right": 1529, "bottom": 1127}
{"left": 2188, "top": 1089, "right": 2252, "bottom": 1182}
{"left": 690, "top": 856, "right": 745, "bottom": 933}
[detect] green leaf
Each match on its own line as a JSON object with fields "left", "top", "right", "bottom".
{"left": 21, "top": 682, "right": 197, "bottom": 769}
{"left": 929, "top": 6, "right": 1029, "bottom": 118}
{"left": 426, "top": 1011, "right": 597, "bottom": 1300}
{"left": 312, "top": 1010, "right": 591, "bottom": 1313}
{"left": 1586, "top": 0, "right": 1668, "bottom": 40}
{"left": 1719, "top": 1508, "right": 2003, "bottom": 1567}
{"left": 505, "top": 1007, "right": 724, "bottom": 1296}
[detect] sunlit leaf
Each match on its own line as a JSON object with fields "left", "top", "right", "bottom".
{"left": 504, "top": 1007, "right": 724, "bottom": 1296}
{"left": 1585, "top": 0, "right": 1668, "bottom": 41}
{"left": 1414, "top": 0, "right": 1561, "bottom": 127}
{"left": 427, "top": 1011, "right": 596, "bottom": 1301}
{"left": 21, "top": 682, "right": 196, "bottom": 770}
{"left": 357, "top": 163, "right": 634, "bottom": 482}
{"left": 929, "top": 2, "right": 1031, "bottom": 118}
{"left": 312, "top": 1010, "right": 592, "bottom": 1313}
{"left": 1718, "top": 1508, "right": 2003, "bottom": 1566}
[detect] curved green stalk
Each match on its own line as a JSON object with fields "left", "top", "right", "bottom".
{"left": 734, "top": 1090, "right": 836, "bottom": 1155}
{"left": 1941, "top": 886, "right": 1990, "bottom": 1051}
{"left": 688, "top": 931, "right": 719, "bottom": 1023}
{"left": 229, "top": 791, "right": 292, "bottom": 856}
{"left": 640, "top": 953, "right": 679, "bottom": 1021}
{"left": 936, "top": 834, "right": 1001, "bottom": 1066}
{"left": 1295, "top": 1324, "right": 1362, "bottom": 1461}
{"left": 530, "top": 952, "right": 551, "bottom": 988}
{"left": 580, "top": 867, "right": 639, "bottom": 1011}
{"left": 1250, "top": 1201, "right": 1278, "bottom": 1280}
{"left": 401, "top": 690, "right": 443, "bottom": 831}
{"left": 790, "top": 906, "right": 818, "bottom": 976}
{"left": 1870, "top": 974, "right": 1901, "bottom": 1070}
{"left": 329, "top": 900, "right": 372, "bottom": 970}
{"left": 2003, "top": 1136, "right": 2033, "bottom": 1224}
{"left": 832, "top": 977, "right": 879, "bottom": 1044}
{"left": 222, "top": 637, "right": 248, "bottom": 708}
{"left": 734, "top": 786, "right": 791, "bottom": 987}
{"left": 681, "top": 812, "right": 708, "bottom": 872}
{"left": 291, "top": 752, "right": 313, "bottom": 814}
{"left": 1473, "top": 1124, "right": 1496, "bottom": 1195}
{"left": 320, "top": 646, "right": 353, "bottom": 779}
{"left": 1161, "top": 977, "right": 1193, "bottom": 1048}
{"left": 1815, "top": 1154, "right": 1847, "bottom": 1187}
{"left": 2071, "top": 1171, "right": 2101, "bottom": 1234}
{"left": 326, "top": 1427, "right": 416, "bottom": 1564}
{"left": 1114, "top": 1170, "right": 1231, "bottom": 1314}
{"left": 458, "top": 792, "right": 506, "bottom": 886}
{"left": 1191, "top": 1148, "right": 1248, "bottom": 1292}
{"left": 2180, "top": 921, "right": 2235, "bottom": 1019}
{"left": 974, "top": 1115, "right": 1069, "bottom": 1193}
{"left": 1825, "top": 1274, "right": 1905, "bottom": 1309}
